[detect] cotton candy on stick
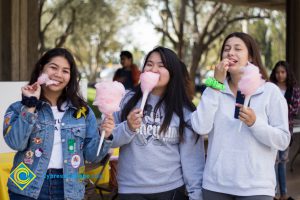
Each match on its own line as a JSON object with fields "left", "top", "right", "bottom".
{"left": 237, "top": 62, "right": 265, "bottom": 132}
{"left": 37, "top": 73, "right": 59, "bottom": 86}
{"left": 140, "top": 72, "right": 160, "bottom": 112}
{"left": 93, "top": 81, "right": 125, "bottom": 156}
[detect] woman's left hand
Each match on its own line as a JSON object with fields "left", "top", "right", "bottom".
{"left": 236, "top": 103, "right": 256, "bottom": 127}
{"left": 100, "top": 114, "right": 115, "bottom": 139}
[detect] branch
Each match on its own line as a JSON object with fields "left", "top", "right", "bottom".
{"left": 42, "top": 12, "right": 57, "bottom": 34}
{"left": 203, "top": 14, "right": 270, "bottom": 48}
{"left": 190, "top": 0, "right": 199, "bottom": 34}
{"left": 199, "top": 3, "right": 222, "bottom": 44}
{"left": 164, "top": 0, "right": 179, "bottom": 36}
{"left": 154, "top": 26, "right": 177, "bottom": 46}
{"left": 178, "top": 0, "right": 187, "bottom": 58}
{"left": 55, "top": 8, "right": 76, "bottom": 47}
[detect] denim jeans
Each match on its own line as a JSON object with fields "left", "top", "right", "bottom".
{"left": 9, "top": 169, "right": 64, "bottom": 200}
{"left": 275, "top": 149, "right": 289, "bottom": 196}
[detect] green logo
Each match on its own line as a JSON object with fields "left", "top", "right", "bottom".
{"left": 9, "top": 162, "right": 36, "bottom": 190}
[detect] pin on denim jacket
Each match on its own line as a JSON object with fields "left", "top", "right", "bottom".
{"left": 3, "top": 101, "right": 111, "bottom": 200}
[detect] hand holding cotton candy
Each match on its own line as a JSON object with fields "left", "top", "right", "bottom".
{"left": 37, "top": 73, "right": 59, "bottom": 86}
{"left": 93, "top": 81, "right": 125, "bottom": 156}
{"left": 237, "top": 62, "right": 265, "bottom": 131}
{"left": 140, "top": 71, "right": 160, "bottom": 112}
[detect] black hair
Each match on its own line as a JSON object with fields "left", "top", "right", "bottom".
{"left": 120, "top": 51, "right": 133, "bottom": 60}
{"left": 270, "top": 60, "right": 296, "bottom": 88}
{"left": 270, "top": 60, "right": 297, "bottom": 105}
{"left": 29, "top": 48, "right": 87, "bottom": 111}
{"left": 121, "top": 46, "right": 196, "bottom": 141}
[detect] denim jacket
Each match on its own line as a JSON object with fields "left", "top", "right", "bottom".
{"left": 3, "top": 101, "right": 111, "bottom": 200}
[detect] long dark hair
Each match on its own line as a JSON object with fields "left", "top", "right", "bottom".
{"left": 270, "top": 60, "right": 296, "bottom": 88}
{"left": 270, "top": 60, "right": 297, "bottom": 105}
{"left": 220, "top": 32, "right": 268, "bottom": 80}
{"left": 121, "top": 46, "right": 196, "bottom": 140}
{"left": 29, "top": 48, "right": 87, "bottom": 111}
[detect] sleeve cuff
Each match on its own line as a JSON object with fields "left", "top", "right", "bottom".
{"left": 248, "top": 115, "right": 265, "bottom": 132}
{"left": 106, "top": 134, "right": 113, "bottom": 141}
{"left": 20, "top": 106, "right": 37, "bottom": 124}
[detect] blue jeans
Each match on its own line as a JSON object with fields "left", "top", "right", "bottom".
{"left": 9, "top": 169, "right": 64, "bottom": 200}
{"left": 275, "top": 149, "right": 289, "bottom": 196}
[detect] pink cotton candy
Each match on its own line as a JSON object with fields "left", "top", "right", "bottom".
{"left": 237, "top": 62, "right": 265, "bottom": 132}
{"left": 37, "top": 73, "right": 59, "bottom": 86}
{"left": 37, "top": 74, "right": 48, "bottom": 85}
{"left": 238, "top": 62, "right": 265, "bottom": 96}
{"left": 93, "top": 81, "right": 125, "bottom": 115}
{"left": 139, "top": 72, "right": 160, "bottom": 112}
{"left": 140, "top": 72, "right": 160, "bottom": 93}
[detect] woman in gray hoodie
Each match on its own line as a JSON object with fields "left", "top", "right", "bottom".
{"left": 111, "top": 46, "right": 205, "bottom": 200}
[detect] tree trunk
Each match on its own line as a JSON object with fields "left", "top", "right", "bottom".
{"left": 177, "top": 0, "right": 187, "bottom": 59}
{"left": 189, "top": 43, "right": 203, "bottom": 84}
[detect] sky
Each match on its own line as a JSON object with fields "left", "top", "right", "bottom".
{"left": 117, "top": 15, "right": 161, "bottom": 54}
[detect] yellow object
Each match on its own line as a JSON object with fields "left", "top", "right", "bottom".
{"left": 0, "top": 152, "right": 16, "bottom": 200}
{"left": 85, "top": 148, "right": 119, "bottom": 186}
{"left": 0, "top": 148, "right": 120, "bottom": 199}
{"left": 75, "top": 107, "right": 88, "bottom": 119}
{"left": 9, "top": 162, "right": 36, "bottom": 190}
{"left": 86, "top": 163, "right": 110, "bottom": 185}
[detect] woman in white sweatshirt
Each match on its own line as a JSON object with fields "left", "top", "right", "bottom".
{"left": 191, "top": 32, "right": 290, "bottom": 200}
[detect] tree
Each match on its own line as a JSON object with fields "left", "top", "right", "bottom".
{"left": 38, "top": 0, "right": 147, "bottom": 82}
{"left": 247, "top": 11, "right": 285, "bottom": 70}
{"left": 38, "top": 0, "right": 75, "bottom": 54}
{"left": 148, "top": 0, "right": 270, "bottom": 82}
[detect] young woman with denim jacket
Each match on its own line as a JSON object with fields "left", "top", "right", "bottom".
{"left": 270, "top": 61, "right": 300, "bottom": 200}
{"left": 3, "top": 48, "right": 114, "bottom": 200}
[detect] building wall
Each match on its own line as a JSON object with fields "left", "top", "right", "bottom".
{"left": 0, "top": 0, "right": 38, "bottom": 81}
{"left": 287, "top": 0, "right": 300, "bottom": 83}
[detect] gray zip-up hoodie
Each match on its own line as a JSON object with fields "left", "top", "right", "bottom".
{"left": 112, "top": 92, "right": 205, "bottom": 200}
{"left": 191, "top": 80, "right": 290, "bottom": 197}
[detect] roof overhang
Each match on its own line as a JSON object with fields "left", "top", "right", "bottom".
{"left": 209, "top": 0, "right": 285, "bottom": 11}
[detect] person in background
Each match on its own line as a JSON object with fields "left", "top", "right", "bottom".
{"left": 270, "top": 60, "right": 300, "bottom": 200}
{"left": 111, "top": 46, "right": 205, "bottom": 200}
{"left": 113, "top": 50, "right": 141, "bottom": 90}
{"left": 191, "top": 32, "right": 290, "bottom": 200}
{"left": 3, "top": 48, "right": 114, "bottom": 200}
